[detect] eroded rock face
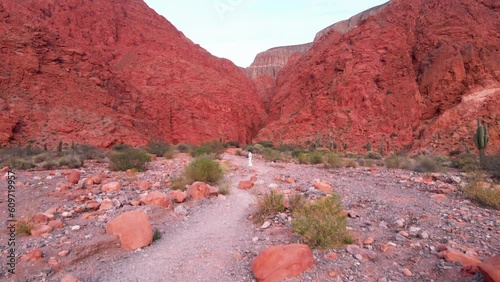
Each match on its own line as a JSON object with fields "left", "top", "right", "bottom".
{"left": 0, "top": 0, "right": 265, "bottom": 148}
{"left": 246, "top": 44, "right": 312, "bottom": 79}
{"left": 257, "top": 0, "right": 500, "bottom": 154}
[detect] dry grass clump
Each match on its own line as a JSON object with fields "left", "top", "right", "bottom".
{"left": 292, "top": 194, "right": 352, "bottom": 249}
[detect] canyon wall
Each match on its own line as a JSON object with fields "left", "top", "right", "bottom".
{"left": 257, "top": 0, "right": 500, "bottom": 154}
{"left": 0, "top": 0, "right": 266, "bottom": 148}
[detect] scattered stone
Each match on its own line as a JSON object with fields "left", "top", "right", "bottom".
{"left": 48, "top": 219, "right": 64, "bottom": 229}
{"left": 261, "top": 221, "right": 271, "bottom": 229}
{"left": 32, "top": 213, "right": 52, "bottom": 224}
{"left": 174, "top": 204, "right": 189, "bottom": 216}
{"left": 187, "top": 182, "right": 211, "bottom": 199}
{"left": 431, "top": 194, "right": 446, "bottom": 200}
{"left": 169, "top": 190, "right": 187, "bottom": 203}
{"left": 48, "top": 257, "right": 59, "bottom": 266}
{"left": 30, "top": 224, "right": 53, "bottom": 236}
{"left": 99, "top": 199, "right": 115, "bottom": 210}
{"left": 363, "top": 237, "right": 374, "bottom": 245}
{"left": 21, "top": 248, "right": 43, "bottom": 261}
{"left": 394, "top": 219, "right": 405, "bottom": 228}
{"left": 419, "top": 231, "right": 429, "bottom": 239}
{"left": 67, "top": 170, "right": 81, "bottom": 185}
{"left": 141, "top": 191, "right": 171, "bottom": 208}
{"left": 402, "top": 268, "right": 413, "bottom": 277}
{"left": 105, "top": 210, "right": 153, "bottom": 250}
{"left": 478, "top": 254, "right": 500, "bottom": 282}
{"left": 102, "top": 182, "right": 121, "bottom": 193}
{"left": 345, "top": 244, "right": 378, "bottom": 261}
{"left": 92, "top": 175, "right": 102, "bottom": 184}
{"left": 439, "top": 249, "right": 481, "bottom": 267}
{"left": 325, "top": 252, "right": 339, "bottom": 260}
{"left": 251, "top": 244, "right": 314, "bottom": 282}
{"left": 138, "top": 181, "right": 150, "bottom": 191}
{"left": 238, "top": 180, "right": 254, "bottom": 190}
{"left": 0, "top": 166, "right": 9, "bottom": 173}
{"left": 61, "top": 274, "right": 81, "bottom": 282}
{"left": 71, "top": 225, "right": 81, "bottom": 231}
{"left": 58, "top": 250, "right": 69, "bottom": 257}
{"left": 314, "top": 181, "right": 332, "bottom": 193}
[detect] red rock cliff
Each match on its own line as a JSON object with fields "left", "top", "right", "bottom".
{"left": 245, "top": 43, "right": 312, "bottom": 79}
{"left": 258, "top": 0, "right": 500, "bottom": 154}
{"left": 0, "top": 0, "right": 266, "bottom": 148}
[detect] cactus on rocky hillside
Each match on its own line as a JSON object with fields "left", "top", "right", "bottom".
{"left": 473, "top": 118, "right": 489, "bottom": 167}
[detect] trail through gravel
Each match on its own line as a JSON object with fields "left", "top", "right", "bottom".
{"left": 95, "top": 154, "right": 263, "bottom": 282}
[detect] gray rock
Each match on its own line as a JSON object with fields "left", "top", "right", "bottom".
{"left": 174, "top": 204, "right": 189, "bottom": 216}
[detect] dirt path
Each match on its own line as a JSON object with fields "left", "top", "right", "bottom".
{"left": 94, "top": 154, "right": 261, "bottom": 282}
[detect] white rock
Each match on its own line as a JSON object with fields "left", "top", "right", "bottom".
{"left": 71, "top": 225, "right": 81, "bottom": 231}
{"left": 174, "top": 205, "right": 189, "bottom": 216}
{"left": 260, "top": 221, "right": 271, "bottom": 229}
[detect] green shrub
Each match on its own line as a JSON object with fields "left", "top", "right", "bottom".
{"left": 40, "top": 160, "right": 57, "bottom": 170}
{"left": 16, "top": 219, "right": 34, "bottom": 236}
{"left": 262, "top": 148, "right": 286, "bottom": 162}
{"left": 219, "top": 181, "right": 231, "bottom": 195}
{"left": 253, "top": 144, "right": 265, "bottom": 154}
{"left": 146, "top": 140, "right": 172, "bottom": 157}
{"left": 163, "top": 149, "right": 175, "bottom": 159}
{"left": 257, "top": 140, "right": 274, "bottom": 148}
{"left": 345, "top": 159, "right": 358, "bottom": 168}
{"left": 297, "top": 153, "right": 310, "bottom": 164}
{"left": 357, "top": 158, "right": 374, "bottom": 167}
{"left": 32, "top": 152, "right": 53, "bottom": 164}
{"left": 309, "top": 151, "right": 323, "bottom": 164}
{"left": 152, "top": 229, "right": 162, "bottom": 242}
{"left": 385, "top": 155, "right": 413, "bottom": 170}
{"left": 253, "top": 190, "right": 285, "bottom": 224}
{"left": 484, "top": 155, "right": 500, "bottom": 174}
{"left": 57, "top": 155, "right": 84, "bottom": 168}
{"left": 451, "top": 154, "right": 480, "bottom": 172}
{"left": 108, "top": 147, "right": 151, "bottom": 172}
{"left": 276, "top": 144, "right": 294, "bottom": 152}
{"left": 464, "top": 173, "right": 500, "bottom": 209}
{"left": 366, "top": 151, "right": 383, "bottom": 160}
{"left": 176, "top": 143, "right": 190, "bottom": 153}
{"left": 8, "top": 158, "right": 36, "bottom": 170}
{"left": 171, "top": 175, "right": 191, "bottom": 191}
{"left": 75, "top": 144, "right": 105, "bottom": 160}
{"left": 184, "top": 156, "right": 223, "bottom": 184}
{"left": 287, "top": 193, "right": 306, "bottom": 212}
{"left": 292, "top": 149, "right": 307, "bottom": 159}
{"left": 223, "top": 141, "right": 240, "bottom": 148}
{"left": 325, "top": 153, "right": 343, "bottom": 168}
{"left": 292, "top": 194, "right": 351, "bottom": 249}
{"left": 413, "top": 155, "right": 443, "bottom": 173}
{"left": 189, "top": 140, "right": 224, "bottom": 158}
{"left": 111, "top": 143, "right": 132, "bottom": 151}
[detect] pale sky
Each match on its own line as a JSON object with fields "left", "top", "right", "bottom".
{"left": 144, "top": 0, "right": 389, "bottom": 67}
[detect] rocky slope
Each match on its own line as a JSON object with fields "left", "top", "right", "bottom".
{"left": 257, "top": 0, "right": 500, "bottom": 154}
{"left": 0, "top": 0, "right": 266, "bottom": 148}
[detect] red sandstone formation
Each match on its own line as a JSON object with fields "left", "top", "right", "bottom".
{"left": 0, "top": 0, "right": 266, "bottom": 148}
{"left": 257, "top": 0, "right": 500, "bottom": 154}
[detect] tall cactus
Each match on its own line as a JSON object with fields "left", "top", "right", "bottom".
{"left": 473, "top": 119, "right": 489, "bottom": 167}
